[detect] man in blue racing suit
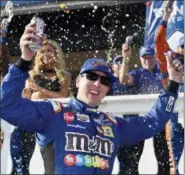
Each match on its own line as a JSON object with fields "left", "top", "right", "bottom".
{"left": 1, "top": 22, "right": 184, "bottom": 174}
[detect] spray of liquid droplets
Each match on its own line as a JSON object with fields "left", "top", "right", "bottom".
{"left": 101, "top": 6, "right": 122, "bottom": 63}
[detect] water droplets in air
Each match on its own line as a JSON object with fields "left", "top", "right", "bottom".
{"left": 101, "top": 7, "right": 122, "bottom": 62}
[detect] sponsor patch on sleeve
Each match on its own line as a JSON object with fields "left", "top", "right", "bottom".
{"left": 166, "top": 96, "right": 175, "bottom": 112}
{"left": 49, "top": 100, "right": 63, "bottom": 113}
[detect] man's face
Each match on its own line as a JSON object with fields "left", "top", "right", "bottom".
{"left": 112, "top": 64, "right": 121, "bottom": 77}
{"left": 140, "top": 55, "right": 157, "bottom": 71}
{"left": 112, "top": 58, "right": 122, "bottom": 77}
{"left": 76, "top": 71, "right": 110, "bottom": 106}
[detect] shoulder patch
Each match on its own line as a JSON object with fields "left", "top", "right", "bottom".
{"left": 166, "top": 96, "right": 175, "bottom": 112}
{"left": 49, "top": 100, "right": 63, "bottom": 113}
{"left": 104, "top": 112, "right": 117, "bottom": 125}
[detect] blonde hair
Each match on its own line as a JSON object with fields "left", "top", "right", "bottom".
{"left": 30, "top": 39, "right": 67, "bottom": 82}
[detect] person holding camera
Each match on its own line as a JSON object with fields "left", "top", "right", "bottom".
{"left": 117, "top": 44, "right": 171, "bottom": 174}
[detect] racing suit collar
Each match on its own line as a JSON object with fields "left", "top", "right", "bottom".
{"left": 69, "top": 98, "right": 98, "bottom": 114}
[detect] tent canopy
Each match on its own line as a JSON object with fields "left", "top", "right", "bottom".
{"left": 1, "top": 0, "right": 147, "bottom": 15}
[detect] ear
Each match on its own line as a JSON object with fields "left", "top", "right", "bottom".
{"left": 76, "top": 76, "right": 80, "bottom": 88}
{"left": 111, "top": 65, "right": 115, "bottom": 71}
{"left": 106, "top": 86, "right": 111, "bottom": 95}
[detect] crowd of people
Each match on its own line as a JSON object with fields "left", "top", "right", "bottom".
{"left": 0, "top": 1, "right": 184, "bottom": 175}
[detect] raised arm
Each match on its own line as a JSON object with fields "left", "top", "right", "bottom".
{"left": 155, "top": 4, "right": 173, "bottom": 86}
{"left": 0, "top": 23, "right": 62, "bottom": 134}
{"left": 118, "top": 52, "right": 183, "bottom": 145}
{"left": 119, "top": 43, "right": 134, "bottom": 85}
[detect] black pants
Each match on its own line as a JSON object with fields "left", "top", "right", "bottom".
{"left": 118, "top": 131, "right": 170, "bottom": 175}
{"left": 10, "top": 128, "right": 36, "bottom": 175}
{"left": 40, "top": 142, "right": 55, "bottom": 175}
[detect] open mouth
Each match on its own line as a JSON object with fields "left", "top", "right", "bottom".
{"left": 89, "top": 90, "right": 99, "bottom": 95}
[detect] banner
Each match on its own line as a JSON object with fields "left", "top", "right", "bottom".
{"left": 144, "top": 0, "right": 184, "bottom": 50}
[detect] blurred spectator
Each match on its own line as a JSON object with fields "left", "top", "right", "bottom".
{"left": 111, "top": 54, "right": 140, "bottom": 175}
{"left": 0, "top": 21, "right": 8, "bottom": 153}
{"left": 155, "top": 5, "right": 184, "bottom": 87}
{"left": 0, "top": 2, "right": 12, "bottom": 157}
{"left": 10, "top": 77, "right": 36, "bottom": 175}
{"left": 0, "top": 1, "right": 13, "bottom": 81}
{"left": 28, "top": 39, "right": 72, "bottom": 99}
{"left": 111, "top": 55, "right": 136, "bottom": 95}
{"left": 0, "top": 19, "right": 10, "bottom": 83}
{"left": 155, "top": 5, "right": 184, "bottom": 174}
{"left": 10, "top": 39, "right": 72, "bottom": 175}
{"left": 117, "top": 44, "right": 170, "bottom": 175}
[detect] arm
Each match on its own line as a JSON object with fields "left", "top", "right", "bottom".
{"left": 118, "top": 53, "right": 183, "bottom": 145}
{"left": 155, "top": 5, "right": 173, "bottom": 86}
{"left": 119, "top": 43, "right": 134, "bottom": 86}
{"left": 0, "top": 23, "right": 63, "bottom": 134}
{"left": 1, "top": 63, "right": 60, "bottom": 133}
{"left": 117, "top": 88, "right": 177, "bottom": 145}
{"left": 22, "top": 79, "right": 32, "bottom": 99}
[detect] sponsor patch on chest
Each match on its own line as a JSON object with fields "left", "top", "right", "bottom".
{"left": 64, "top": 112, "right": 75, "bottom": 123}
{"left": 77, "top": 114, "right": 90, "bottom": 122}
{"left": 65, "top": 132, "right": 114, "bottom": 157}
{"left": 101, "top": 126, "right": 114, "bottom": 138}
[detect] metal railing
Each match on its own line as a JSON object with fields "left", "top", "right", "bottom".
{"left": 1, "top": 92, "right": 184, "bottom": 174}
{"left": 1, "top": 0, "right": 147, "bottom": 16}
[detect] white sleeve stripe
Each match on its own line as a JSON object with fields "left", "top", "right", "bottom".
{"left": 49, "top": 100, "right": 63, "bottom": 113}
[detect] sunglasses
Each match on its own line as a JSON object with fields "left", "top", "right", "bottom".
{"left": 81, "top": 72, "right": 111, "bottom": 87}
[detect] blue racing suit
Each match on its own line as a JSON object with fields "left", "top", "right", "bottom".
{"left": 155, "top": 19, "right": 184, "bottom": 174}
{"left": 0, "top": 64, "right": 179, "bottom": 174}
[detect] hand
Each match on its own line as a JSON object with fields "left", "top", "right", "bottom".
{"left": 20, "top": 23, "right": 40, "bottom": 61}
{"left": 1, "top": 18, "right": 9, "bottom": 30}
{"left": 5, "top": 1, "right": 13, "bottom": 13}
{"left": 122, "top": 43, "right": 132, "bottom": 59}
{"left": 22, "top": 79, "right": 32, "bottom": 98}
{"left": 22, "top": 88, "right": 32, "bottom": 99}
{"left": 162, "top": 3, "right": 173, "bottom": 21}
{"left": 29, "top": 79, "right": 41, "bottom": 91}
{"left": 42, "top": 34, "right": 48, "bottom": 41}
{"left": 0, "top": 128, "right": 4, "bottom": 151}
{"left": 165, "top": 51, "right": 184, "bottom": 83}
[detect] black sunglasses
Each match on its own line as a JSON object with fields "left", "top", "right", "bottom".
{"left": 81, "top": 72, "right": 111, "bottom": 87}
